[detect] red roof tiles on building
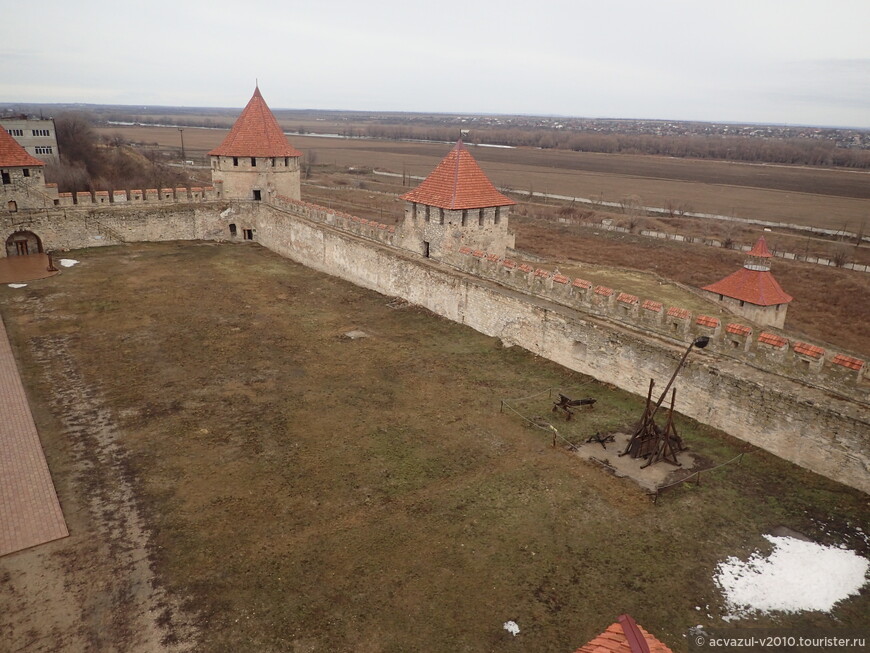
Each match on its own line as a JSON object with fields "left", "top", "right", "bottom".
{"left": 595, "top": 286, "right": 613, "bottom": 296}
{"left": 0, "top": 126, "right": 45, "bottom": 167}
{"left": 748, "top": 236, "right": 774, "bottom": 258}
{"left": 642, "top": 300, "right": 663, "bottom": 312}
{"left": 617, "top": 292, "right": 638, "bottom": 305}
{"left": 573, "top": 278, "right": 592, "bottom": 289}
{"left": 702, "top": 266, "right": 792, "bottom": 306}
{"left": 726, "top": 323, "right": 752, "bottom": 336}
{"left": 208, "top": 87, "right": 303, "bottom": 158}
{"left": 573, "top": 615, "right": 674, "bottom": 653}
{"left": 758, "top": 332, "right": 788, "bottom": 348}
{"left": 831, "top": 354, "right": 864, "bottom": 371}
{"left": 553, "top": 274, "right": 570, "bottom": 284}
{"left": 667, "top": 306, "right": 690, "bottom": 320}
{"left": 793, "top": 341, "right": 825, "bottom": 359}
{"left": 696, "top": 315, "right": 720, "bottom": 328}
{"left": 399, "top": 140, "right": 516, "bottom": 210}
{"left": 503, "top": 259, "right": 517, "bottom": 269}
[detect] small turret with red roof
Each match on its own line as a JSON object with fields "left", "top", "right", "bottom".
{"left": 399, "top": 140, "right": 516, "bottom": 259}
{"left": 703, "top": 236, "right": 793, "bottom": 329}
{"left": 209, "top": 86, "right": 302, "bottom": 202}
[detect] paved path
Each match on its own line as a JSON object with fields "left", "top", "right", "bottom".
{"left": 0, "top": 313, "right": 68, "bottom": 556}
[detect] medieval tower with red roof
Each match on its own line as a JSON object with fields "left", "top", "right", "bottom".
{"left": 0, "top": 125, "right": 60, "bottom": 217}
{"left": 399, "top": 140, "right": 516, "bottom": 259}
{"left": 208, "top": 86, "right": 303, "bottom": 201}
{"left": 702, "top": 236, "right": 793, "bottom": 329}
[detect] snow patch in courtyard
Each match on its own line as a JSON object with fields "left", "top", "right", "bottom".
{"left": 503, "top": 620, "right": 520, "bottom": 636}
{"left": 7, "top": 283, "right": 27, "bottom": 288}
{"left": 59, "top": 259, "right": 79, "bottom": 267}
{"left": 715, "top": 535, "right": 868, "bottom": 619}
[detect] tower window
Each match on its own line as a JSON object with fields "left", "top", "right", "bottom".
{"left": 251, "top": 157, "right": 257, "bottom": 167}
{"left": 495, "top": 207, "right": 501, "bottom": 224}
{"left": 271, "top": 157, "right": 276, "bottom": 166}
{"left": 439, "top": 208, "right": 444, "bottom": 225}
{"left": 233, "top": 157, "right": 239, "bottom": 167}
{"left": 478, "top": 209, "right": 484, "bottom": 226}
{"left": 461, "top": 210, "right": 468, "bottom": 226}
{"left": 23, "top": 168, "right": 30, "bottom": 177}
{"left": 425, "top": 206, "right": 430, "bottom": 222}
{"left": 284, "top": 157, "right": 289, "bottom": 166}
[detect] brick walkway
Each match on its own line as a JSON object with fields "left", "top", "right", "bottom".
{"left": 0, "top": 314, "right": 68, "bottom": 556}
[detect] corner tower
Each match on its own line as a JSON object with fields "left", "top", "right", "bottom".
{"left": 399, "top": 140, "right": 516, "bottom": 259}
{"left": 209, "top": 86, "right": 302, "bottom": 201}
{"left": 702, "top": 236, "right": 793, "bottom": 328}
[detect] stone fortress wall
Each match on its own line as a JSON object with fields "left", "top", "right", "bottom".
{"left": 2, "top": 192, "right": 868, "bottom": 493}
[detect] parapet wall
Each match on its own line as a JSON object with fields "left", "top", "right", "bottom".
{"left": 58, "top": 186, "right": 220, "bottom": 206}
{"left": 444, "top": 247, "right": 867, "bottom": 402}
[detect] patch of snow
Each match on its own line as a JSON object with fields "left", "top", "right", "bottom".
{"left": 343, "top": 330, "right": 369, "bottom": 340}
{"left": 59, "top": 259, "right": 79, "bottom": 267}
{"left": 8, "top": 283, "right": 27, "bottom": 288}
{"left": 715, "top": 535, "right": 869, "bottom": 619}
{"left": 220, "top": 207, "right": 234, "bottom": 218}
{"left": 503, "top": 620, "right": 520, "bottom": 636}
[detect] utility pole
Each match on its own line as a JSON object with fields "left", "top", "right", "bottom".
{"left": 178, "top": 128, "right": 186, "bottom": 165}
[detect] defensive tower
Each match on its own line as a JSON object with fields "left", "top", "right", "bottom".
{"left": 209, "top": 86, "right": 302, "bottom": 201}
{"left": 702, "top": 236, "right": 793, "bottom": 328}
{"left": 399, "top": 140, "right": 515, "bottom": 259}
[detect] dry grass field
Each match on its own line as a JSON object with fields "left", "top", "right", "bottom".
{"left": 97, "top": 125, "right": 870, "bottom": 231}
{"left": 2, "top": 243, "right": 868, "bottom": 652}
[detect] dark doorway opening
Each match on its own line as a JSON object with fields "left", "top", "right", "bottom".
{"left": 229, "top": 223, "right": 237, "bottom": 237}
{"left": 423, "top": 241, "right": 430, "bottom": 258}
{"left": 243, "top": 229, "right": 254, "bottom": 241}
{"left": 253, "top": 190, "right": 262, "bottom": 201}
{"left": 5, "top": 230, "right": 43, "bottom": 257}
{"left": 1, "top": 171, "right": 10, "bottom": 185}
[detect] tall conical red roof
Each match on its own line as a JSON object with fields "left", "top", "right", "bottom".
{"left": 400, "top": 140, "right": 515, "bottom": 210}
{"left": 0, "top": 126, "right": 44, "bottom": 167}
{"left": 747, "top": 236, "right": 773, "bottom": 258}
{"left": 208, "top": 87, "right": 302, "bottom": 158}
{"left": 572, "top": 614, "right": 674, "bottom": 653}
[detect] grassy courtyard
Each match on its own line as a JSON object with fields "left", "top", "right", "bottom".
{"left": 1, "top": 241, "right": 867, "bottom": 652}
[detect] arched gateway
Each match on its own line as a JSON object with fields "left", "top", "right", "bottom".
{"left": 5, "top": 230, "right": 44, "bottom": 257}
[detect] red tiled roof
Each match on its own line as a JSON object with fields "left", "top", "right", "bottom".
{"left": 696, "top": 315, "right": 719, "bottom": 328}
{"left": 595, "top": 286, "right": 614, "bottom": 296}
{"left": 831, "top": 354, "right": 864, "bottom": 371}
{"left": 573, "top": 278, "right": 592, "bottom": 289}
{"left": 208, "top": 87, "right": 303, "bottom": 158}
{"left": 748, "top": 236, "right": 774, "bottom": 258}
{"left": 573, "top": 615, "right": 674, "bottom": 653}
{"left": 553, "top": 274, "right": 570, "bottom": 284}
{"left": 703, "top": 267, "right": 792, "bottom": 306}
{"left": 399, "top": 140, "right": 516, "bottom": 210}
{"left": 667, "top": 306, "right": 690, "bottom": 320}
{"left": 519, "top": 264, "right": 534, "bottom": 273}
{"left": 793, "top": 341, "right": 825, "bottom": 359}
{"left": 0, "top": 126, "right": 44, "bottom": 167}
{"left": 503, "top": 259, "right": 517, "bottom": 269}
{"left": 642, "top": 300, "right": 663, "bottom": 312}
{"left": 758, "top": 332, "right": 788, "bottom": 348}
{"left": 617, "top": 292, "right": 638, "bottom": 305}
{"left": 726, "top": 323, "right": 752, "bottom": 336}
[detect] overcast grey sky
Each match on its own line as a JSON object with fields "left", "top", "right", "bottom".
{"left": 2, "top": 0, "right": 868, "bottom": 127}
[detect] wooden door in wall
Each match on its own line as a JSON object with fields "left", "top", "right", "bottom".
{"left": 15, "top": 240, "right": 28, "bottom": 256}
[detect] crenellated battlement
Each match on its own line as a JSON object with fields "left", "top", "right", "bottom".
{"left": 56, "top": 186, "right": 221, "bottom": 207}
{"left": 444, "top": 246, "right": 867, "bottom": 400}
{"left": 270, "top": 194, "right": 397, "bottom": 247}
